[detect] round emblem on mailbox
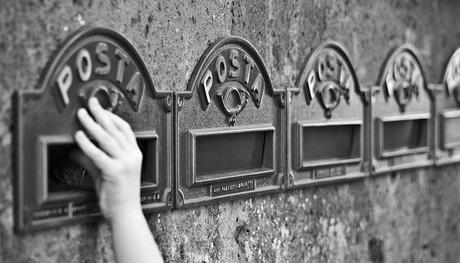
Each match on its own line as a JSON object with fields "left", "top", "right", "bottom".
{"left": 296, "top": 41, "right": 361, "bottom": 118}
{"left": 37, "top": 26, "right": 157, "bottom": 112}
{"left": 444, "top": 48, "right": 460, "bottom": 107}
{"left": 379, "top": 45, "right": 427, "bottom": 113}
{"left": 186, "top": 37, "right": 280, "bottom": 125}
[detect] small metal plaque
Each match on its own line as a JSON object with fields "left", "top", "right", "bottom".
{"left": 313, "top": 166, "right": 346, "bottom": 179}
{"left": 288, "top": 41, "right": 366, "bottom": 189}
{"left": 14, "top": 27, "right": 173, "bottom": 232}
{"left": 71, "top": 201, "right": 100, "bottom": 216}
{"left": 32, "top": 205, "right": 70, "bottom": 221}
{"left": 371, "top": 44, "right": 433, "bottom": 174}
{"left": 210, "top": 179, "right": 255, "bottom": 197}
{"left": 140, "top": 189, "right": 162, "bottom": 205}
{"left": 175, "top": 36, "right": 286, "bottom": 207}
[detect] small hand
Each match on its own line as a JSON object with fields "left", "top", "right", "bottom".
{"left": 74, "top": 97, "right": 142, "bottom": 220}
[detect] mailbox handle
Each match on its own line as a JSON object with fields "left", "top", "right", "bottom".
{"left": 393, "top": 81, "right": 419, "bottom": 112}
{"left": 79, "top": 81, "right": 123, "bottom": 112}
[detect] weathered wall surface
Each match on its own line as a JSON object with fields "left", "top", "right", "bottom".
{"left": 2, "top": 0, "right": 460, "bottom": 262}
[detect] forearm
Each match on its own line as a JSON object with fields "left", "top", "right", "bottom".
{"left": 110, "top": 208, "right": 163, "bottom": 263}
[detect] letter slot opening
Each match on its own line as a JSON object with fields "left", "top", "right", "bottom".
{"left": 441, "top": 111, "right": 460, "bottom": 150}
{"left": 44, "top": 132, "right": 158, "bottom": 201}
{"left": 296, "top": 121, "right": 361, "bottom": 169}
{"left": 189, "top": 127, "right": 275, "bottom": 186}
{"left": 376, "top": 115, "right": 429, "bottom": 158}
{"left": 136, "top": 133, "right": 158, "bottom": 187}
{"left": 47, "top": 142, "right": 95, "bottom": 199}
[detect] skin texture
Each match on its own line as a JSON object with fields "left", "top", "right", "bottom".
{"left": 74, "top": 97, "right": 163, "bottom": 263}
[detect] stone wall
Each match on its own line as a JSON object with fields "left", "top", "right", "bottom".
{"left": 2, "top": 0, "right": 460, "bottom": 262}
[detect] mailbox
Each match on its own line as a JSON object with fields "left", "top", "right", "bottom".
{"left": 287, "top": 41, "right": 367, "bottom": 188}
{"left": 174, "top": 37, "right": 286, "bottom": 207}
{"left": 371, "top": 44, "right": 434, "bottom": 174}
{"left": 435, "top": 48, "right": 460, "bottom": 165}
{"left": 13, "top": 27, "right": 173, "bottom": 232}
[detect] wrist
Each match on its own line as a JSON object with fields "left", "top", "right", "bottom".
{"left": 106, "top": 203, "right": 144, "bottom": 226}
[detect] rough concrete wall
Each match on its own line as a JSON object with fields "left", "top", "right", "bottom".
{"left": 2, "top": 0, "right": 460, "bottom": 262}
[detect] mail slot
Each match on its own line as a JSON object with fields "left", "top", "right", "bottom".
{"left": 435, "top": 48, "right": 460, "bottom": 165}
{"left": 287, "top": 41, "right": 367, "bottom": 188}
{"left": 189, "top": 127, "right": 274, "bottom": 186}
{"left": 371, "top": 44, "right": 434, "bottom": 174}
{"left": 174, "top": 37, "right": 286, "bottom": 207}
{"left": 13, "top": 27, "right": 173, "bottom": 232}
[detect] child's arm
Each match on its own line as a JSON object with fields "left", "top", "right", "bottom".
{"left": 74, "top": 97, "right": 163, "bottom": 263}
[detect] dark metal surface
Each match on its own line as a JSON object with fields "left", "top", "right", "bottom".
{"left": 174, "top": 37, "right": 286, "bottom": 207}
{"left": 371, "top": 44, "right": 434, "bottom": 174}
{"left": 434, "top": 48, "right": 460, "bottom": 165}
{"left": 287, "top": 41, "right": 366, "bottom": 189}
{"left": 14, "top": 26, "right": 173, "bottom": 232}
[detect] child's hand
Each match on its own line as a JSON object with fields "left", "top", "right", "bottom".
{"left": 75, "top": 98, "right": 163, "bottom": 263}
{"left": 74, "top": 97, "right": 142, "bottom": 220}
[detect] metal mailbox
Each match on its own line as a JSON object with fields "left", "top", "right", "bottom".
{"left": 434, "top": 48, "right": 460, "bottom": 165}
{"left": 286, "top": 41, "right": 368, "bottom": 188}
{"left": 174, "top": 37, "right": 286, "bottom": 207}
{"left": 371, "top": 44, "right": 434, "bottom": 174}
{"left": 14, "top": 27, "right": 173, "bottom": 232}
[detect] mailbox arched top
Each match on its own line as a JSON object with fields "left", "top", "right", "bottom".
{"left": 442, "top": 47, "right": 460, "bottom": 106}
{"left": 183, "top": 36, "right": 280, "bottom": 111}
{"left": 27, "top": 26, "right": 166, "bottom": 112}
{"left": 377, "top": 44, "right": 431, "bottom": 112}
{"left": 295, "top": 41, "right": 362, "bottom": 117}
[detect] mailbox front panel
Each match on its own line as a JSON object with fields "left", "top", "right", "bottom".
{"left": 288, "top": 41, "right": 366, "bottom": 188}
{"left": 14, "top": 27, "right": 173, "bottom": 232}
{"left": 435, "top": 48, "right": 460, "bottom": 165}
{"left": 372, "top": 45, "right": 433, "bottom": 174}
{"left": 175, "top": 37, "right": 286, "bottom": 208}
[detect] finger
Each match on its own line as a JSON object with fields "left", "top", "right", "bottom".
{"left": 74, "top": 130, "right": 112, "bottom": 170}
{"left": 107, "top": 111, "right": 137, "bottom": 145}
{"left": 77, "top": 108, "right": 123, "bottom": 157}
{"left": 88, "top": 98, "right": 128, "bottom": 148}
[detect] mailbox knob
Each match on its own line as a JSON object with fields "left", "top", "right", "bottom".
{"left": 79, "top": 81, "right": 123, "bottom": 112}
{"left": 319, "top": 82, "right": 341, "bottom": 110}
{"left": 217, "top": 84, "right": 250, "bottom": 126}
{"left": 316, "top": 80, "right": 346, "bottom": 118}
{"left": 393, "top": 81, "right": 419, "bottom": 112}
